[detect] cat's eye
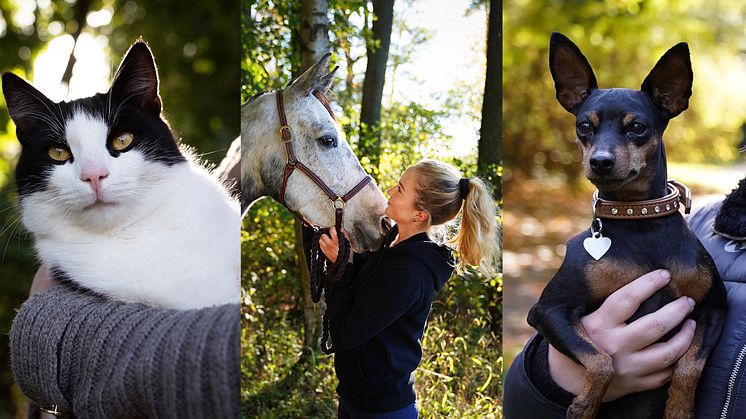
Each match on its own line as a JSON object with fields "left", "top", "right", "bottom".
{"left": 48, "top": 146, "right": 71, "bottom": 162}
{"left": 111, "top": 132, "right": 134, "bottom": 151}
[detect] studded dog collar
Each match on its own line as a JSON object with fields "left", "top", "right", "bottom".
{"left": 593, "top": 180, "right": 692, "bottom": 220}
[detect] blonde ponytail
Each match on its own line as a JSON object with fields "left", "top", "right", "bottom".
{"left": 449, "top": 177, "right": 499, "bottom": 276}
{"left": 411, "top": 159, "right": 500, "bottom": 276}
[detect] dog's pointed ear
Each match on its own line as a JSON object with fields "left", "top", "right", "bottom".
{"left": 549, "top": 32, "right": 598, "bottom": 114}
{"left": 641, "top": 42, "right": 692, "bottom": 119}
{"left": 2, "top": 72, "right": 57, "bottom": 142}
{"left": 290, "top": 53, "right": 334, "bottom": 96}
{"left": 109, "top": 40, "right": 162, "bottom": 116}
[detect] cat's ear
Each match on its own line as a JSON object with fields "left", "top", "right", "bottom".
{"left": 2, "top": 72, "right": 58, "bottom": 141}
{"left": 109, "top": 41, "right": 161, "bottom": 115}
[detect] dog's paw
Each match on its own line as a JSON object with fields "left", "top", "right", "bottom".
{"left": 567, "top": 400, "right": 597, "bottom": 419}
{"left": 663, "top": 407, "right": 694, "bottom": 419}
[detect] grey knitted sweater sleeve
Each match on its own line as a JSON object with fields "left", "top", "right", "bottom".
{"left": 9, "top": 284, "right": 240, "bottom": 419}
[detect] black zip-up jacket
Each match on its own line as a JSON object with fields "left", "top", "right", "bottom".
{"left": 305, "top": 225, "right": 454, "bottom": 413}
{"left": 504, "top": 193, "right": 746, "bottom": 418}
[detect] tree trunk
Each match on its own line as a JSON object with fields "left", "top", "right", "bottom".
{"left": 300, "top": 0, "right": 330, "bottom": 67}
{"left": 477, "top": 0, "right": 502, "bottom": 200}
{"left": 61, "top": 0, "right": 92, "bottom": 89}
{"left": 358, "top": 0, "right": 395, "bottom": 175}
{"left": 477, "top": 0, "right": 502, "bottom": 347}
{"left": 296, "top": 0, "right": 331, "bottom": 352}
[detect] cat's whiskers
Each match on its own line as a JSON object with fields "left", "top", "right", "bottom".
{"left": 17, "top": 111, "right": 66, "bottom": 139}
{"left": 108, "top": 92, "right": 141, "bottom": 127}
{"left": 194, "top": 147, "right": 228, "bottom": 160}
{"left": 0, "top": 214, "right": 24, "bottom": 261}
{"left": 0, "top": 199, "right": 21, "bottom": 215}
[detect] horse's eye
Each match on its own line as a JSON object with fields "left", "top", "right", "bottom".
{"left": 318, "top": 136, "right": 337, "bottom": 147}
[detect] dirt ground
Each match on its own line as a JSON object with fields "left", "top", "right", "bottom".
{"left": 502, "top": 162, "right": 746, "bottom": 370}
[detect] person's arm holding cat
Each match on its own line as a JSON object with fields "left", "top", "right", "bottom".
{"left": 12, "top": 138, "right": 241, "bottom": 419}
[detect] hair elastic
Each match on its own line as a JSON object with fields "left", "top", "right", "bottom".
{"left": 459, "top": 178, "right": 471, "bottom": 200}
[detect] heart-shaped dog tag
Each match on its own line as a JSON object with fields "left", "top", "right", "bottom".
{"left": 583, "top": 235, "right": 612, "bottom": 260}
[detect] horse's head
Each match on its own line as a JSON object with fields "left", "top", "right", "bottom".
{"left": 241, "top": 54, "right": 388, "bottom": 252}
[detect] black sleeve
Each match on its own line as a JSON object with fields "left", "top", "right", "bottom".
{"left": 326, "top": 261, "right": 421, "bottom": 350}
{"left": 10, "top": 284, "right": 240, "bottom": 419}
{"left": 503, "top": 334, "right": 571, "bottom": 419}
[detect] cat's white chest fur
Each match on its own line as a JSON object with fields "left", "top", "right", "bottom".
{"left": 22, "top": 159, "right": 240, "bottom": 309}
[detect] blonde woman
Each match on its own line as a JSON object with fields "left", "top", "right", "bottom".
{"left": 316, "top": 159, "right": 499, "bottom": 418}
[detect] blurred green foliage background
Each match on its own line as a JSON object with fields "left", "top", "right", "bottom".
{"left": 0, "top": 0, "right": 238, "bottom": 416}
{"left": 241, "top": 0, "right": 501, "bottom": 417}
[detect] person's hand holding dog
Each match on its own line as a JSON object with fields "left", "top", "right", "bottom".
{"left": 319, "top": 227, "right": 354, "bottom": 263}
{"left": 548, "top": 269, "right": 697, "bottom": 402}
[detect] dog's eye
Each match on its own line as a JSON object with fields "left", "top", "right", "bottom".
{"left": 629, "top": 122, "right": 647, "bottom": 135}
{"left": 577, "top": 122, "right": 593, "bottom": 135}
{"left": 317, "top": 136, "right": 337, "bottom": 147}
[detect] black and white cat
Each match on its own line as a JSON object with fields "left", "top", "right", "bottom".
{"left": 1, "top": 41, "right": 239, "bottom": 309}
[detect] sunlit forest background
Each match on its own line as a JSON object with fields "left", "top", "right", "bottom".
{"left": 504, "top": 0, "right": 746, "bottom": 373}
{"left": 0, "top": 0, "right": 239, "bottom": 416}
{"left": 241, "top": 0, "right": 501, "bottom": 417}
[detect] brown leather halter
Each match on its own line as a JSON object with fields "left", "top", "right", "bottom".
{"left": 276, "top": 89, "right": 372, "bottom": 230}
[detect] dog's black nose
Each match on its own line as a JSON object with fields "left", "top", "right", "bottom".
{"left": 590, "top": 153, "right": 615, "bottom": 174}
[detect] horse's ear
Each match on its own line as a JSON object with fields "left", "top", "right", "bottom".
{"left": 316, "top": 65, "right": 338, "bottom": 93}
{"left": 291, "top": 53, "right": 334, "bottom": 96}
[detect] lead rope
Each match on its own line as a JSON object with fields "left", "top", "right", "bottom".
{"left": 309, "top": 227, "right": 351, "bottom": 354}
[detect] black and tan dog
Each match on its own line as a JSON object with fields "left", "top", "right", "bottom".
{"left": 527, "top": 33, "right": 727, "bottom": 419}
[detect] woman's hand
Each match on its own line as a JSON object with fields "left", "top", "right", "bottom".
{"left": 548, "top": 269, "right": 697, "bottom": 402}
{"left": 29, "top": 264, "right": 59, "bottom": 297}
{"left": 319, "top": 227, "right": 353, "bottom": 263}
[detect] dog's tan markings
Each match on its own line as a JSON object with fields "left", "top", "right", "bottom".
{"left": 610, "top": 135, "right": 661, "bottom": 199}
{"left": 663, "top": 325, "right": 705, "bottom": 419}
{"left": 587, "top": 111, "right": 600, "bottom": 126}
{"left": 568, "top": 323, "right": 614, "bottom": 419}
{"left": 586, "top": 258, "right": 649, "bottom": 302}
{"left": 583, "top": 258, "right": 712, "bottom": 419}
{"left": 576, "top": 138, "right": 591, "bottom": 153}
{"left": 622, "top": 113, "right": 637, "bottom": 126}
{"left": 665, "top": 261, "right": 713, "bottom": 303}
{"left": 586, "top": 258, "right": 713, "bottom": 303}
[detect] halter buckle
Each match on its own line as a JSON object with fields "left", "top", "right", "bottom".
{"left": 332, "top": 197, "right": 346, "bottom": 210}
{"left": 279, "top": 125, "right": 292, "bottom": 143}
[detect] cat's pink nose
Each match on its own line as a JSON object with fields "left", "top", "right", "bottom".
{"left": 81, "top": 168, "right": 109, "bottom": 196}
